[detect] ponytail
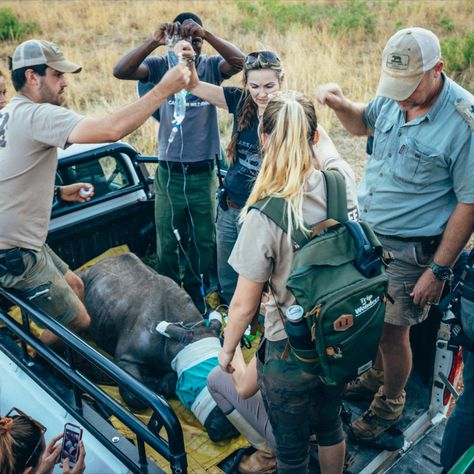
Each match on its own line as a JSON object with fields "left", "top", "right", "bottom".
{"left": 226, "top": 91, "right": 257, "bottom": 165}
{"left": 243, "top": 91, "right": 318, "bottom": 242}
{"left": 0, "top": 416, "right": 43, "bottom": 474}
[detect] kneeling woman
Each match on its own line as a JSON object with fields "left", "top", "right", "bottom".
{"left": 218, "top": 92, "right": 358, "bottom": 474}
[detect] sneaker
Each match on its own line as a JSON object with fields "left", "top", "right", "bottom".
{"left": 238, "top": 448, "right": 276, "bottom": 474}
{"left": 344, "top": 367, "right": 384, "bottom": 401}
{"left": 350, "top": 386, "right": 405, "bottom": 442}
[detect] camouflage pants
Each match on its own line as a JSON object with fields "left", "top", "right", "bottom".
{"left": 257, "top": 339, "right": 345, "bottom": 474}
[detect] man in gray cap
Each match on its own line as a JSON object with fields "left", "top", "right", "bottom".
{"left": 0, "top": 39, "right": 190, "bottom": 346}
{"left": 317, "top": 27, "right": 474, "bottom": 442}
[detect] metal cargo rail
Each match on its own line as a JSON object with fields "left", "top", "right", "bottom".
{"left": 0, "top": 287, "right": 187, "bottom": 474}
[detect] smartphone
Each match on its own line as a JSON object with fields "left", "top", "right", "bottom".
{"left": 60, "top": 423, "right": 83, "bottom": 467}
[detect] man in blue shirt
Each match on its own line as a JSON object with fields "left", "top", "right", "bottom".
{"left": 114, "top": 13, "right": 244, "bottom": 312}
{"left": 317, "top": 27, "right": 474, "bottom": 442}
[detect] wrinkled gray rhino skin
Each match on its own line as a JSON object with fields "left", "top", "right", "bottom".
{"left": 81, "top": 252, "right": 238, "bottom": 442}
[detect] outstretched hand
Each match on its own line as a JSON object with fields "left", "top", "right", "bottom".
{"left": 218, "top": 347, "right": 236, "bottom": 374}
{"left": 36, "top": 433, "right": 63, "bottom": 474}
{"left": 62, "top": 441, "right": 86, "bottom": 474}
{"left": 153, "top": 22, "right": 180, "bottom": 45}
{"left": 159, "top": 62, "right": 191, "bottom": 95}
{"left": 61, "top": 183, "right": 94, "bottom": 203}
{"left": 181, "top": 19, "right": 205, "bottom": 39}
{"left": 315, "top": 83, "right": 347, "bottom": 111}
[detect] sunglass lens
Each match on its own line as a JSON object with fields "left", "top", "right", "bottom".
{"left": 260, "top": 51, "right": 279, "bottom": 63}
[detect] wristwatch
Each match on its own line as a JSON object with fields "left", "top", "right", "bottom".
{"left": 429, "top": 261, "right": 453, "bottom": 281}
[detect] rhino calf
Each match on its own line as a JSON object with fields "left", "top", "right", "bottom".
{"left": 81, "top": 252, "right": 238, "bottom": 442}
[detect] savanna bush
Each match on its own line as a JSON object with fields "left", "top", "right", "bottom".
{"left": 0, "top": 8, "right": 38, "bottom": 41}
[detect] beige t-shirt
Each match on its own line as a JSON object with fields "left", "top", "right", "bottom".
{"left": 0, "top": 95, "right": 83, "bottom": 251}
{"left": 229, "top": 156, "right": 359, "bottom": 342}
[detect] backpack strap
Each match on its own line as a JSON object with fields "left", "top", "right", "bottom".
{"left": 322, "top": 170, "right": 348, "bottom": 223}
{"left": 251, "top": 197, "right": 309, "bottom": 248}
{"left": 250, "top": 170, "right": 348, "bottom": 246}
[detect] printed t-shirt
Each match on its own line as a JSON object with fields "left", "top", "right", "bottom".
{"left": 229, "top": 157, "right": 359, "bottom": 341}
{"left": 144, "top": 54, "right": 224, "bottom": 162}
{"left": 222, "top": 87, "right": 261, "bottom": 207}
{"left": 0, "top": 95, "right": 84, "bottom": 251}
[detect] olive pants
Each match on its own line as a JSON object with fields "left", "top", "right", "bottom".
{"left": 154, "top": 165, "right": 216, "bottom": 302}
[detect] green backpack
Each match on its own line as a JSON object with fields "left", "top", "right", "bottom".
{"left": 251, "top": 170, "right": 389, "bottom": 386}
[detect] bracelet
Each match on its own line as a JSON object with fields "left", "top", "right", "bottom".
{"left": 54, "top": 185, "right": 62, "bottom": 202}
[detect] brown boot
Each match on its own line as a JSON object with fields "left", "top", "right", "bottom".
{"left": 238, "top": 448, "right": 277, "bottom": 474}
{"left": 344, "top": 367, "right": 384, "bottom": 401}
{"left": 351, "top": 385, "right": 405, "bottom": 442}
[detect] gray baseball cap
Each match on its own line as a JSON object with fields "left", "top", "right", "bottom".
{"left": 376, "top": 28, "right": 441, "bottom": 101}
{"left": 10, "top": 39, "right": 82, "bottom": 73}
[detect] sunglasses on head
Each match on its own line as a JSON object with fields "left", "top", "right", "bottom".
{"left": 5, "top": 407, "right": 46, "bottom": 467}
{"left": 245, "top": 51, "right": 281, "bottom": 68}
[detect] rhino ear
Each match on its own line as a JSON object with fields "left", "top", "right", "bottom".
{"left": 208, "top": 314, "right": 223, "bottom": 335}
{"left": 156, "top": 321, "right": 189, "bottom": 341}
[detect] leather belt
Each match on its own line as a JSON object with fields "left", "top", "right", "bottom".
{"left": 375, "top": 233, "right": 442, "bottom": 244}
{"left": 226, "top": 198, "right": 242, "bottom": 210}
{"left": 159, "top": 160, "right": 214, "bottom": 175}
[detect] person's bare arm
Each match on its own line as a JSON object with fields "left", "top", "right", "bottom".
{"left": 412, "top": 202, "right": 474, "bottom": 306}
{"left": 316, "top": 83, "right": 370, "bottom": 136}
{"left": 219, "top": 275, "right": 264, "bottom": 373}
{"left": 113, "top": 22, "right": 176, "bottom": 80}
{"left": 176, "top": 41, "right": 227, "bottom": 109}
{"left": 232, "top": 353, "right": 259, "bottom": 399}
{"left": 181, "top": 19, "right": 244, "bottom": 77}
{"left": 69, "top": 63, "right": 190, "bottom": 144}
{"left": 190, "top": 81, "right": 227, "bottom": 109}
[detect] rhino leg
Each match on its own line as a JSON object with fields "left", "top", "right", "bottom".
{"left": 204, "top": 405, "right": 240, "bottom": 442}
{"left": 116, "top": 359, "right": 155, "bottom": 411}
{"left": 153, "top": 371, "right": 178, "bottom": 398}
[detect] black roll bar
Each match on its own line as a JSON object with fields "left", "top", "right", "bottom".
{"left": 0, "top": 287, "right": 187, "bottom": 474}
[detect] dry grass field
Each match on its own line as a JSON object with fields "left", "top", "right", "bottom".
{"left": 0, "top": 0, "right": 473, "bottom": 178}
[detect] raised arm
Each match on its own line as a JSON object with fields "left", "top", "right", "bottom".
{"left": 176, "top": 41, "right": 228, "bottom": 109}
{"left": 181, "top": 19, "right": 244, "bottom": 77}
{"left": 69, "top": 63, "right": 190, "bottom": 143}
{"left": 316, "top": 83, "right": 370, "bottom": 137}
{"left": 113, "top": 22, "right": 177, "bottom": 80}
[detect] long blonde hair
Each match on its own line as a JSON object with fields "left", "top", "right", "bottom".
{"left": 243, "top": 91, "right": 318, "bottom": 241}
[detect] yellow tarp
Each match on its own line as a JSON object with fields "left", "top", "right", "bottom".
{"left": 5, "top": 245, "right": 251, "bottom": 472}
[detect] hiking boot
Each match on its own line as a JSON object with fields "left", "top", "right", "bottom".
{"left": 238, "top": 448, "right": 276, "bottom": 474}
{"left": 350, "top": 386, "right": 405, "bottom": 442}
{"left": 344, "top": 367, "right": 384, "bottom": 401}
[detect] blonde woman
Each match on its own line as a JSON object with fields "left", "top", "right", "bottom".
{"left": 218, "top": 92, "right": 359, "bottom": 474}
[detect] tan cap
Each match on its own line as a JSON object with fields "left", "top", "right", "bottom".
{"left": 10, "top": 39, "right": 81, "bottom": 73}
{"left": 376, "top": 28, "right": 440, "bottom": 101}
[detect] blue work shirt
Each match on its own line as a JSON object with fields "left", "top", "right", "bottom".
{"left": 359, "top": 75, "right": 474, "bottom": 237}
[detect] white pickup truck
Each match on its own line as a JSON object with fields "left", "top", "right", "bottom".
{"left": 0, "top": 142, "right": 468, "bottom": 473}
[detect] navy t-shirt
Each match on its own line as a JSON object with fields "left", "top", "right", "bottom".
{"left": 223, "top": 87, "right": 261, "bottom": 207}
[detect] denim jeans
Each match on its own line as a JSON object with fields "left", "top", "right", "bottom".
{"left": 216, "top": 205, "right": 242, "bottom": 304}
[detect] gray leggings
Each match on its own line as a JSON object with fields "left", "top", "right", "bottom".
{"left": 207, "top": 365, "right": 276, "bottom": 451}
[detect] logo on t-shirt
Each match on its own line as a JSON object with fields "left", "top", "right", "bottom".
{"left": 0, "top": 112, "right": 9, "bottom": 148}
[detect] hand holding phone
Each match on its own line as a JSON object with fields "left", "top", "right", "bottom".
{"left": 60, "top": 423, "right": 83, "bottom": 468}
